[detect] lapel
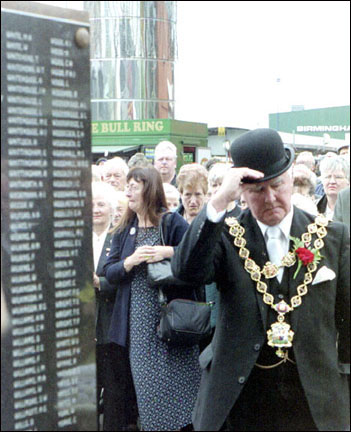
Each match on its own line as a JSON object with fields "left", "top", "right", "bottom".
{"left": 96, "top": 230, "right": 113, "bottom": 275}
{"left": 286, "top": 206, "right": 313, "bottom": 334}
{"left": 121, "top": 216, "right": 138, "bottom": 260}
{"left": 239, "top": 211, "right": 270, "bottom": 331}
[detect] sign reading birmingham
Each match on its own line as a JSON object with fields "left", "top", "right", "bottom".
{"left": 1, "top": 2, "right": 96, "bottom": 430}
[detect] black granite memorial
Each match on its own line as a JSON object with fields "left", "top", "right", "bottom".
{"left": 1, "top": 2, "right": 96, "bottom": 430}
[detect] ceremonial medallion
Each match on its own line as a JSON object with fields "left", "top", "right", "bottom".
{"left": 226, "top": 214, "right": 328, "bottom": 359}
{"left": 267, "top": 321, "right": 294, "bottom": 358}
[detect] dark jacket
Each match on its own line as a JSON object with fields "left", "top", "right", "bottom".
{"left": 170, "top": 173, "right": 177, "bottom": 187}
{"left": 172, "top": 205, "right": 350, "bottom": 431}
{"left": 95, "top": 231, "right": 116, "bottom": 345}
{"left": 334, "top": 186, "right": 350, "bottom": 233}
{"left": 103, "top": 211, "right": 189, "bottom": 347}
{"left": 316, "top": 193, "right": 328, "bottom": 214}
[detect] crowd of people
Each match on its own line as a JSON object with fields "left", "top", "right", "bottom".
{"left": 91, "top": 133, "right": 350, "bottom": 431}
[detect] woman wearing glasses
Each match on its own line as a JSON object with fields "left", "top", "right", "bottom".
{"left": 317, "top": 155, "right": 349, "bottom": 219}
{"left": 103, "top": 166, "right": 201, "bottom": 431}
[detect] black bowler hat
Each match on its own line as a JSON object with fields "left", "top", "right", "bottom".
{"left": 230, "top": 128, "right": 295, "bottom": 183}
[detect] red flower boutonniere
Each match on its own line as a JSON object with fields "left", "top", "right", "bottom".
{"left": 290, "top": 236, "right": 322, "bottom": 279}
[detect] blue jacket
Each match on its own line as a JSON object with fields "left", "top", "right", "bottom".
{"left": 103, "top": 211, "right": 189, "bottom": 347}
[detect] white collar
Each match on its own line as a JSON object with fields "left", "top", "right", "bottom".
{"left": 256, "top": 206, "right": 294, "bottom": 242}
{"left": 93, "top": 225, "right": 110, "bottom": 241}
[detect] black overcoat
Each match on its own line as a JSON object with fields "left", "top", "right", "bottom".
{"left": 95, "top": 231, "right": 115, "bottom": 345}
{"left": 171, "top": 205, "right": 350, "bottom": 431}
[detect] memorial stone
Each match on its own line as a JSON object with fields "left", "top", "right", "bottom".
{"left": 1, "top": 2, "right": 96, "bottom": 430}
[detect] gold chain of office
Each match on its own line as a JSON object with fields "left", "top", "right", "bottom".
{"left": 225, "top": 213, "right": 329, "bottom": 359}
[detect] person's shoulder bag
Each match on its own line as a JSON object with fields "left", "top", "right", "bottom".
{"left": 147, "top": 213, "right": 213, "bottom": 347}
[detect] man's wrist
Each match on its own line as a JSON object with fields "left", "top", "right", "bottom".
{"left": 207, "top": 201, "right": 226, "bottom": 223}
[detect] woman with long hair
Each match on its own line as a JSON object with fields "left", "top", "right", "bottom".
{"left": 104, "top": 166, "right": 201, "bottom": 431}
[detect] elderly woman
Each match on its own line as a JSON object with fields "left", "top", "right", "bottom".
{"left": 317, "top": 155, "right": 350, "bottom": 219}
{"left": 176, "top": 163, "right": 208, "bottom": 224}
{"left": 103, "top": 166, "right": 201, "bottom": 431}
{"left": 92, "top": 182, "right": 138, "bottom": 430}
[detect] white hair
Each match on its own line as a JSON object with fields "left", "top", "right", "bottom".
{"left": 102, "top": 157, "right": 129, "bottom": 176}
{"left": 320, "top": 155, "right": 350, "bottom": 181}
{"left": 92, "top": 181, "right": 119, "bottom": 210}
{"left": 154, "top": 141, "right": 177, "bottom": 159}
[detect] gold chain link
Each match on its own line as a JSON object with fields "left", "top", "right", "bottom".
{"left": 225, "top": 214, "right": 328, "bottom": 312}
{"left": 225, "top": 214, "right": 329, "bottom": 358}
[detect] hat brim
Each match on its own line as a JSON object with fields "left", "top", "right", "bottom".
{"left": 241, "top": 146, "right": 295, "bottom": 184}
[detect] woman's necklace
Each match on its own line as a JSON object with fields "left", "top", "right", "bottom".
{"left": 225, "top": 213, "right": 329, "bottom": 359}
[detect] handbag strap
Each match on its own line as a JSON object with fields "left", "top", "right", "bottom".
{"left": 158, "top": 212, "right": 172, "bottom": 305}
{"left": 156, "top": 212, "right": 203, "bottom": 304}
{"left": 159, "top": 211, "right": 172, "bottom": 246}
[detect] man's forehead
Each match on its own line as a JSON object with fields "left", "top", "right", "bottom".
{"left": 106, "top": 166, "right": 124, "bottom": 173}
{"left": 155, "top": 149, "right": 176, "bottom": 159}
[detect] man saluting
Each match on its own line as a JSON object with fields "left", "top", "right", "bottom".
{"left": 172, "top": 129, "right": 350, "bottom": 431}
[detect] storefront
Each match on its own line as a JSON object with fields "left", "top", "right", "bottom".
{"left": 269, "top": 106, "right": 350, "bottom": 140}
{"left": 91, "top": 118, "right": 209, "bottom": 169}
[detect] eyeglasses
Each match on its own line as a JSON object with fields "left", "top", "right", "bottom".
{"left": 323, "top": 174, "right": 347, "bottom": 182}
{"left": 125, "top": 184, "right": 140, "bottom": 193}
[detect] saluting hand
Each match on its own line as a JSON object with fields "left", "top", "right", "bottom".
{"left": 210, "top": 167, "right": 264, "bottom": 212}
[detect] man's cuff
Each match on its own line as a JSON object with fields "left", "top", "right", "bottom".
{"left": 207, "top": 201, "right": 226, "bottom": 223}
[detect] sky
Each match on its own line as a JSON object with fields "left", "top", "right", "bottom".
{"left": 175, "top": 1, "right": 350, "bottom": 129}
{"left": 36, "top": 1, "right": 350, "bottom": 129}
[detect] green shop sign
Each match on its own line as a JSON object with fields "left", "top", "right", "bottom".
{"left": 92, "top": 119, "right": 171, "bottom": 135}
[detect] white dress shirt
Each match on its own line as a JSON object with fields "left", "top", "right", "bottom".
{"left": 93, "top": 226, "right": 110, "bottom": 272}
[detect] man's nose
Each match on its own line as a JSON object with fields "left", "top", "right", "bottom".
{"left": 264, "top": 188, "right": 276, "bottom": 204}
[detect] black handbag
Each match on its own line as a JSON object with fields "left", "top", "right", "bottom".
{"left": 148, "top": 213, "right": 213, "bottom": 347}
{"left": 157, "top": 288, "right": 212, "bottom": 346}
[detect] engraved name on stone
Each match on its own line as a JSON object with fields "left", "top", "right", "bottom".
{"left": 6, "top": 27, "right": 49, "bottom": 430}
